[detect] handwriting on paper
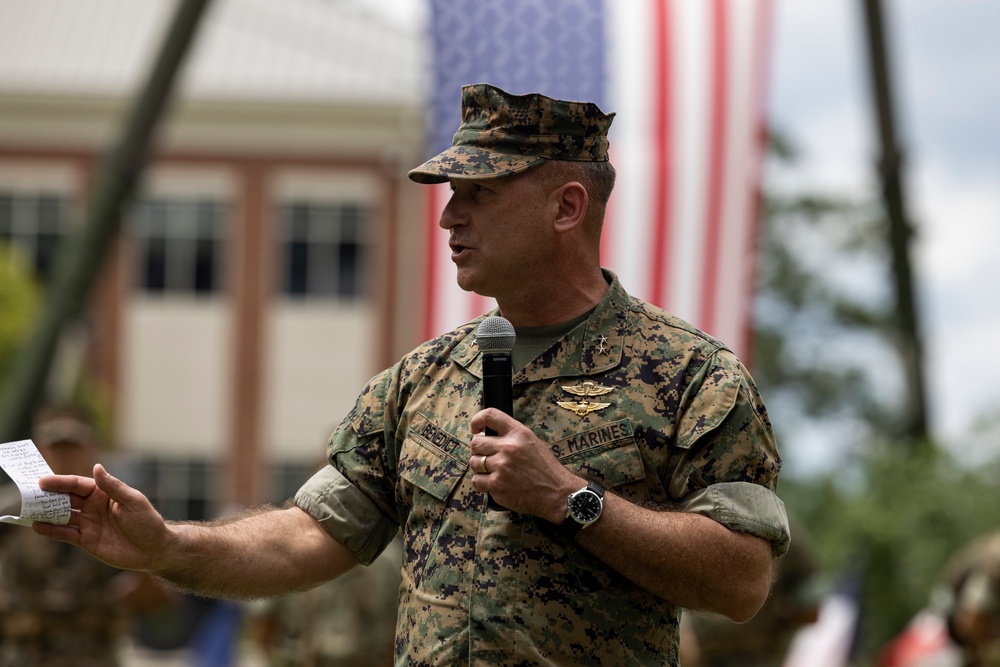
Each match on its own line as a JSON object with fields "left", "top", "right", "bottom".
{"left": 0, "top": 440, "right": 71, "bottom": 526}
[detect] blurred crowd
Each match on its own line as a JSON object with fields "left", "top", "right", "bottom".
{"left": 1, "top": 404, "right": 997, "bottom": 666}
{"left": 0, "top": 405, "right": 401, "bottom": 667}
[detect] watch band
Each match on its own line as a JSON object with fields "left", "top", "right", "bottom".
{"left": 563, "top": 480, "right": 605, "bottom": 536}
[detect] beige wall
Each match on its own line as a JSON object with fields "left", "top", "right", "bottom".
{"left": 121, "top": 299, "right": 230, "bottom": 456}
{"left": 264, "top": 302, "right": 373, "bottom": 461}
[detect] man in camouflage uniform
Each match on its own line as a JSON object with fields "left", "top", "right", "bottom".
{"left": 35, "top": 84, "right": 790, "bottom": 666}
{"left": 251, "top": 535, "right": 401, "bottom": 667}
{"left": 0, "top": 407, "right": 130, "bottom": 666}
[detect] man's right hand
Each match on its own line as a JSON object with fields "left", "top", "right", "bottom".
{"left": 33, "top": 463, "right": 169, "bottom": 573}
{"left": 34, "top": 462, "right": 363, "bottom": 599}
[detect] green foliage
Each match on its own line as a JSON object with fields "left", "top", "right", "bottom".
{"left": 755, "top": 133, "right": 1000, "bottom": 662}
{"left": 0, "top": 243, "right": 40, "bottom": 380}
{"left": 754, "top": 179, "right": 901, "bottom": 437}
{"left": 0, "top": 242, "right": 112, "bottom": 447}
{"left": 779, "top": 444, "right": 1000, "bottom": 660}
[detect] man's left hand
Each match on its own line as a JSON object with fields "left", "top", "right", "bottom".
{"left": 468, "top": 408, "right": 580, "bottom": 522}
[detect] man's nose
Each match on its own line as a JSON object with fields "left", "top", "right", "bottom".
{"left": 439, "top": 194, "right": 467, "bottom": 230}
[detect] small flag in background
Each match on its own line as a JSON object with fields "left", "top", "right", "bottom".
{"left": 421, "top": 0, "right": 773, "bottom": 362}
{"left": 782, "top": 567, "right": 864, "bottom": 667}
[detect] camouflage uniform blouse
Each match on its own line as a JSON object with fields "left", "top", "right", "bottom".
{"left": 296, "top": 273, "right": 790, "bottom": 667}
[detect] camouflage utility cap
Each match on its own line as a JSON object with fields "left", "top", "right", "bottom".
{"left": 408, "top": 83, "right": 615, "bottom": 184}
{"left": 33, "top": 410, "right": 96, "bottom": 447}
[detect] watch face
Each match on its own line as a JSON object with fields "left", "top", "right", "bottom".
{"left": 569, "top": 490, "right": 602, "bottom": 523}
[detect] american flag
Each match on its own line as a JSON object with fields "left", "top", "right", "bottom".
{"left": 421, "top": 0, "right": 773, "bottom": 361}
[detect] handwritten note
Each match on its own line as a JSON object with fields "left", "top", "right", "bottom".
{"left": 0, "top": 439, "right": 71, "bottom": 526}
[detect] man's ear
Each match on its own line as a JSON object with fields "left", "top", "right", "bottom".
{"left": 551, "top": 181, "right": 589, "bottom": 235}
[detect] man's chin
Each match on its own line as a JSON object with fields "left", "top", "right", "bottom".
{"left": 454, "top": 272, "right": 488, "bottom": 296}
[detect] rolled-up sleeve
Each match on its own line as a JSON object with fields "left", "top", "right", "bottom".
{"left": 677, "top": 481, "right": 790, "bottom": 556}
{"left": 667, "top": 350, "right": 789, "bottom": 555}
{"left": 295, "top": 465, "right": 398, "bottom": 565}
{"left": 294, "top": 369, "right": 401, "bottom": 566}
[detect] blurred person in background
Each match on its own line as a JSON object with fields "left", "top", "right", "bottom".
{"left": 939, "top": 530, "right": 1000, "bottom": 667}
{"left": 879, "top": 531, "right": 1000, "bottom": 667}
{"left": 250, "top": 533, "right": 401, "bottom": 667}
{"left": 0, "top": 405, "right": 173, "bottom": 667}
{"left": 680, "top": 515, "right": 822, "bottom": 667}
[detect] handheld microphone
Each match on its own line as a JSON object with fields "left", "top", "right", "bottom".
{"left": 475, "top": 315, "right": 515, "bottom": 511}
{"left": 476, "top": 315, "right": 516, "bottom": 433}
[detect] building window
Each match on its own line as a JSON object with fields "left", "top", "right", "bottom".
{"left": 127, "top": 457, "right": 219, "bottom": 522}
{"left": 278, "top": 201, "right": 369, "bottom": 299}
{"left": 132, "top": 197, "right": 227, "bottom": 296}
{"left": 0, "top": 191, "right": 70, "bottom": 283}
{"left": 270, "top": 461, "right": 320, "bottom": 505}
{"left": 121, "top": 457, "right": 317, "bottom": 520}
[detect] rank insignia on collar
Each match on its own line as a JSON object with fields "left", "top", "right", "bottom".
{"left": 557, "top": 381, "right": 613, "bottom": 416}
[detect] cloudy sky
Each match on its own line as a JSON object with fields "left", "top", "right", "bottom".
{"left": 768, "top": 0, "right": 1000, "bottom": 470}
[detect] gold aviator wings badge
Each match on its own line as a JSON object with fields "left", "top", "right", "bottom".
{"left": 557, "top": 381, "right": 613, "bottom": 416}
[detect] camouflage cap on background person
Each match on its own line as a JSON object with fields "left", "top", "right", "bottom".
{"left": 408, "top": 83, "right": 615, "bottom": 184}
{"left": 32, "top": 406, "right": 97, "bottom": 447}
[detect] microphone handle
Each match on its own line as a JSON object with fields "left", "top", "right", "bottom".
{"left": 482, "top": 352, "right": 513, "bottom": 435}
{"left": 481, "top": 351, "right": 513, "bottom": 509}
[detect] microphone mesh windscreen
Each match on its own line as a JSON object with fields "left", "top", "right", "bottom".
{"left": 476, "top": 316, "right": 516, "bottom": 353}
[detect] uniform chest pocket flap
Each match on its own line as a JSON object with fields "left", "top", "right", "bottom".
{"left": 399, "top": 413, "right": 469, "bottom": 502}
{"left": 550, "top": 419, "right": 645, "bottom": 489}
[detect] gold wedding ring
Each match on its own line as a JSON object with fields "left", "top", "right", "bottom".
{"left": 476, "top": 455, "right": 490, "bottom": 474}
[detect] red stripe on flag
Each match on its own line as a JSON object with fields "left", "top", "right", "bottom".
{"left": 422, "top": 185, "right": 442, "bottom": 341}
{"left": 737, "top": 0, "right": 775, "bottom": 362}
{"left": 467, "top": 292, "right": 490, "bottom": 321}
{"left": 699, "top": 0, "right": 729, "bottom": 333}
{"left": 649, "top": 0, "right": 673, "bottom": 307}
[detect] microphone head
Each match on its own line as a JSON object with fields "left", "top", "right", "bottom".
{"left": 476, "top": 316, "right": 516, "bottom": 354}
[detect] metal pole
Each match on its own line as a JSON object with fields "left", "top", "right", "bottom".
{"left": 860, "top": 0, "right": 929, "bottom": 443}
{"left": 0, "top": 0, "right": 213, "bottom": 441}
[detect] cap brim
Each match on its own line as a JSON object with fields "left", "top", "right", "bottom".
{"left": 34, "top": 419, "right": 95, "bottom": 447}
{"left": 407, "top": 146, "right": 546, "bottom": 184}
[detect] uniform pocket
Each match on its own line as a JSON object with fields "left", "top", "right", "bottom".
{"left": 551, "top": 419, "right": 645, "bottom": 490}
{"left": 398, "top": 413, "right": 468, "bottom": 502}
{"left": 397, "top": 414, "right": 475, "bottom": 592}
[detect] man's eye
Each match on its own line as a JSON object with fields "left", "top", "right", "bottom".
{"left": 449, "top": 183, "right": 489, "bottom": 198}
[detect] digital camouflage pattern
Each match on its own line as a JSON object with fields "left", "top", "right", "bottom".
{"left": 0, "top": 487, "right": 124, "bottom": 667}
{"left": 296, "top": 272, "right": 788, "bottom": 667}
{"left": 407, "top": 83, "right": 615, "bottom": 184}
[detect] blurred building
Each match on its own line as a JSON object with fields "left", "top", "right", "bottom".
{"left": 0, "top": 0, "right": 429, "bottom": 515}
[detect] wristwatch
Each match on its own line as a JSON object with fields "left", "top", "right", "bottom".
{"left": 564, "top": 480, "right": 605, "bottom": 535}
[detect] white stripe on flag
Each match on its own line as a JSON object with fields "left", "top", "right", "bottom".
{"left": 666, "top": 0, "right": 713, "bottom": 322}
{"left": 715, "top": 0, "right": 771, "bottom": 356}
{"left": 603, "top": 0, "right": 656, "bottom": 296}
